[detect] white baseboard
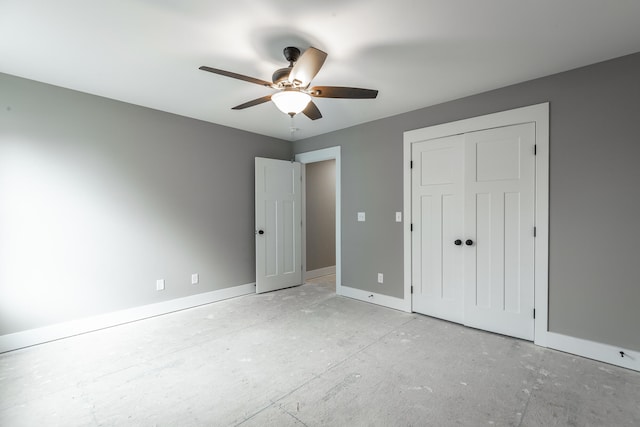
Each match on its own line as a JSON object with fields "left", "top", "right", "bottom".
{"left": 305, "top": 265, "right": 336, "bottom": 280}
{"left": 0, "top": 282, "right": 256, "bottom": 353}
{"left": 339, "top": 285, "right": 411, "bottom": 312}
{"left": 544, "top": 331, "right": 639, "bottom": 372}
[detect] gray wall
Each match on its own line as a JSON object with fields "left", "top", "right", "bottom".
{"left": 0, "top": 73, "right": 291, "bottom": 335}
{"left": 2, "top": 51, "right": 639, "bottom": 352}
{"left": 305, "top": 160, "right": 336, "bottom": 271}
{"left": 293, "top": 52, "right": 640, "bottom": 352}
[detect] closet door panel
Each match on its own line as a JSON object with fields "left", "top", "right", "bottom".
{"left": 464, "top": 123, "right": 536, "bottom": 341}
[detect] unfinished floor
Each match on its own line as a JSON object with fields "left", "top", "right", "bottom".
{"left": 1, "top": 275, "right": 639, "bottom": 426}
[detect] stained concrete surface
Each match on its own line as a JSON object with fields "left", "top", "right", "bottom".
{"left": 1, "top": 275, "right": 639, "bottom": 426}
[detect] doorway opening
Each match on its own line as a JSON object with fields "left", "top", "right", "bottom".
{"left": 295, "top": 146, "right": 342, "bottom": 296}
{"left": 304, "top": 159, "right": 336, "bottom": 282}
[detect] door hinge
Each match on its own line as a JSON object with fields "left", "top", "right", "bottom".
{"left": 533, "top": 308, "right": 536, "bottom": 319}
{"left": 534, "top": 226, "right": 537, "bottom": 237}
{"left": 410, "top": 223, "right": 413, "bottom": 232}
{"left": 411, "top": 285, "right": 414, "bottom": 294}
{"left": 410, "top": 160, "right": 413, "bottom": 169}
{"left": 534, "top": 144, "right": 537, "bottom": 155}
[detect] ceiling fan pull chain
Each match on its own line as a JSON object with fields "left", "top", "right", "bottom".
{"left": 289, "top": 115, "right": 299, "bottom": 141}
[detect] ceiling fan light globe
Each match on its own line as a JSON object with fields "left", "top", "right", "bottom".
{"left": 272, "top": 91, "right": 311, "bottom": 115}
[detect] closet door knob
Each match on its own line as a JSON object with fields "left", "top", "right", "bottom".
{"left": 454, "top": 239, "right": 462, "bottom": 246}
{"left": 257, "top": 230, "right": 265, "bottom": 235}
{"left": 465, "top": 239, "right": 474, "bottom": 246}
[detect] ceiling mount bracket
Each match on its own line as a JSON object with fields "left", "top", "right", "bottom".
{"left": 283, "top": 46, "right": 301, "bottom": 66}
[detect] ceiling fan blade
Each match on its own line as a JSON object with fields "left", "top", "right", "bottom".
{"left": 199, "top": 66, "right": 274, "bottom": 87}
{"left": 288, "top": 47, "right": 327, "bottom": 87}
{"left": 310, "top": 86, "right": 378, "bottom": 99}
{"left": 232, "top": 95, "right": 273, "bottom": 110}
{"left": 302, "top": 101, "right": 322, "bottom": 120}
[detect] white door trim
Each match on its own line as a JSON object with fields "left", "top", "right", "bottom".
{"left": 403, "top": 103, "right": 549, "bottom": 346}
{"left": 295, "top": 146, "right": 342, "bottom": 296}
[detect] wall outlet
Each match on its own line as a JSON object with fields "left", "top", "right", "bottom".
{"left": 156, "top": 279, "right": 165, "bottom": 291}
{"left": 395, "top": 212, "right": 402, "bottom": 222}
{"left": 357, "top": 212, "right": 366, "bottom": 222}
{"left": 377, "top": 273, "right": 384, "bottom": 284}
{"left": 191, "top": 273, "right": 199, "bottom": 285}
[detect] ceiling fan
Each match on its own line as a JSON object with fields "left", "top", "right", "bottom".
{"left": 199, "top": 46, "right": 378, "bottom": 120}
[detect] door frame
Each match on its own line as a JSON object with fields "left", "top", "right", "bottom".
{"left": 295, "top": 146, "right": 342, "bottom": 295}
{"left": 403, "top": 103, "right": 549, "bottom": 346}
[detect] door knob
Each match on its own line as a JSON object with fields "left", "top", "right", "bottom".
{"left": 257, "top": 230, "right": 264, "bottom": 235}
{"left": 454, "top": 239, "right": 462, "bottom": 246}
{"left": 465, "top": 239, "right": 474, "bottom": 246}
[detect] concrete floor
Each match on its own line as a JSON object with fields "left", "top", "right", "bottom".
{"left": 1, "top": 275, "right": 639, "bottom": 426}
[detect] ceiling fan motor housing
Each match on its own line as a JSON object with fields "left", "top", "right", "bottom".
{"left": 272, "top": 67, "right": 291, "bottom": 85}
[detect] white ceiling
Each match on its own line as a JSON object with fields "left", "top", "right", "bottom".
{"left": 2, "top": 1, "right": 640, "bottom": 141}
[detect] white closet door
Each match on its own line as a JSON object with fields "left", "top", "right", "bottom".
{"left": 255, "top": 157, "right": 302, "bottom": 294}
{"left": 464, "top": 123, "right": 536, "bottom": 340}
{"left": 411, "top": 135, "right": 465, "bottom": 323}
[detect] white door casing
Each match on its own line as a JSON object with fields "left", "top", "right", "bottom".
{"left": 409, "top": 122, "right": 538, "bottom": 341}
{"left": 295, "top": 146, "right": 342, "bottom": 295}
{"left": 255, "top": 157, "right": 302, "bottom": 293}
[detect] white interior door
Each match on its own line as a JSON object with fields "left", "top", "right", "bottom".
{"left": 411, "top": 123, "right": 536, "bottom": 341}
{"left": 255, "top": 157, "right": 302, "bottom": 293}
{"left": 464, "top": 123, "right": 536, "bottom": 340}
{"left": 411, "top": 135, "right": 465, "bottom": 323}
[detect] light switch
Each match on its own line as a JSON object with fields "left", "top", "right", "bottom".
{"left": 156, "top": 279, "right": 165, "bottom": 291}
{"left": 357, "top": 212, "right": 366, "bottom": 222}
{"left": 395, "top": 212, "right": 402, "bottom": 222}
